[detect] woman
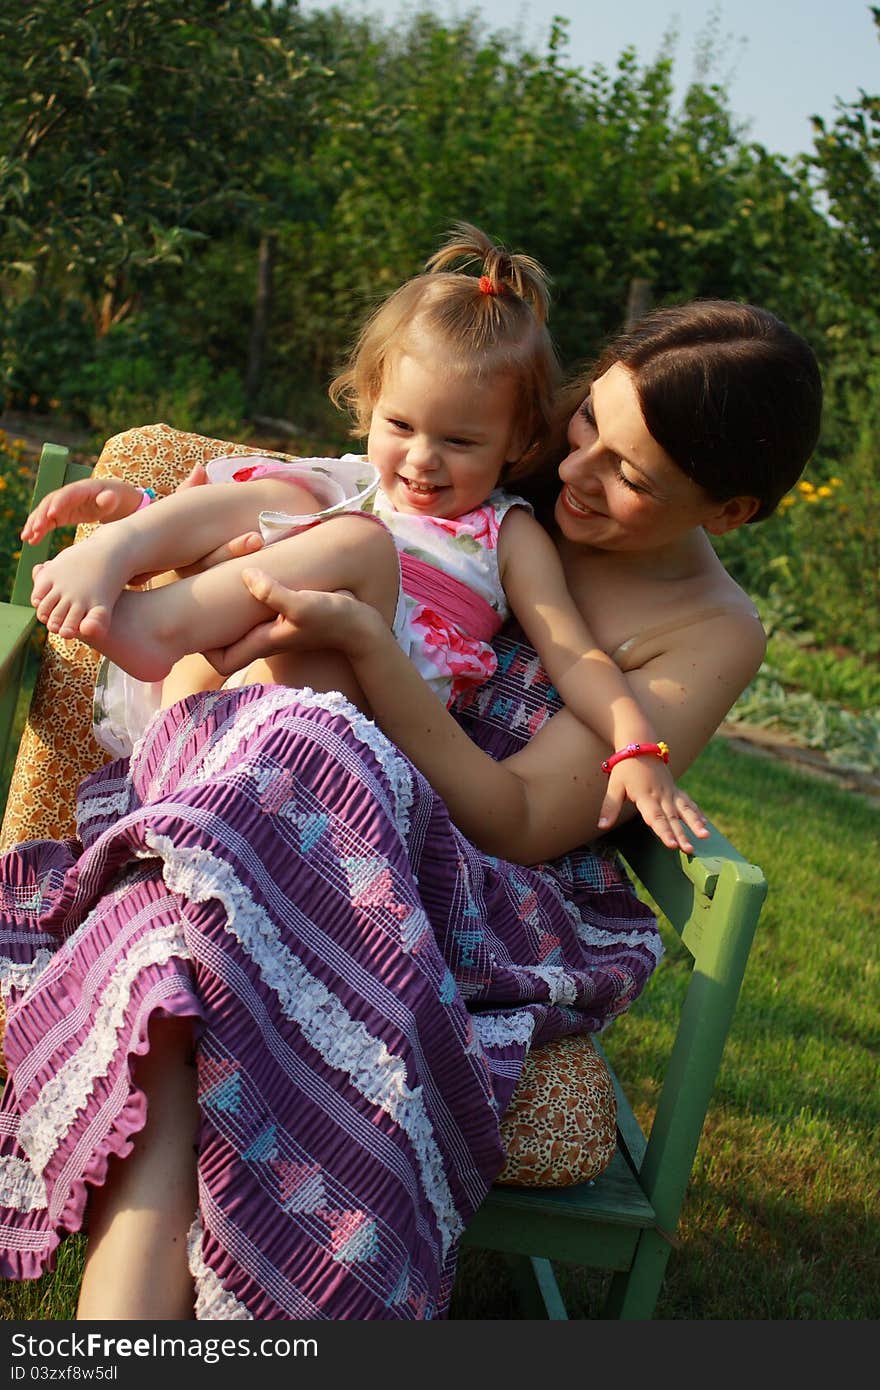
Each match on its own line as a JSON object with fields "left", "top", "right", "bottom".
{"left": 0, "top": 301, "right": 821, "bottom": 1320}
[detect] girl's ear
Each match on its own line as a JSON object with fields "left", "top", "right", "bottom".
{"left": 703, "top": 495, "right": 760, "bottom": 535}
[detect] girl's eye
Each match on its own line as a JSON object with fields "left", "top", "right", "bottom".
{"left": 447, "top": 437, "right": 474, "bottom": 448}
{"left": 388, "top": 418, "right": 411, "bottom": 431}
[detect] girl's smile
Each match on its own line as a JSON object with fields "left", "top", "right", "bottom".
{"left": 367, "top": 353, "right": 522, "bottom": 519}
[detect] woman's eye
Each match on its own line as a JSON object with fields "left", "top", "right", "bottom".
{"left": 580, "top": 397, "right": 596, "bottom": 427}
{"left": 617, "top": 468, "right": 645, "bottom": 494}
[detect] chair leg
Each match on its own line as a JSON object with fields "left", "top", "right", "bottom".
{"left": 602, "top": 1229, "right": 672, "bottom": 1319}
{"left": 505, "top": 1255, "right": 569, "bottom": 1319}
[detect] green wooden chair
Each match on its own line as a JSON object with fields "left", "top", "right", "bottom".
{"left": 1, "top": 444, "right": 93, "bottom": 782}
{"left": 1, "top": 442, "right": 768, "bottom": 1321}
{"left": 461, "top": 813, "right": 766, "bottom": 1318}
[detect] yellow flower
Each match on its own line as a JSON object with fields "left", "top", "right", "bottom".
{"left": 805, "top": 493, "right": 819, "bottom": 503}
{"left": 797, "top": 480, "right": 815, "bottom": 495}
{"left": 0, "top": 477, "right": 7, "bottom": 491}
{"left": 817, "top": 485, "right": 832, "bottom": 498}
{"left": 829, "top": 476, "right": 842, "bottom": 487}
{"left": 778, "top": 494, "right": 796, "bottom": 509}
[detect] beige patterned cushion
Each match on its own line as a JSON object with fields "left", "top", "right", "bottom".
{"left": 496, "top": 1033, "right": 617, "bottom": 1186}
{"left": 0, "top": 426, "right": 619, "bottom": 1189}
{"left": 0, "top": 424, "right": 299, "bottom": 851}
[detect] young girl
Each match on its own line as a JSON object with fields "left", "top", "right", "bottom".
{"left": 26, "top": 224, "right": 707, "bottom": 848}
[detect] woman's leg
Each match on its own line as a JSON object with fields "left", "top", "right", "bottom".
{"left": 76, "top": 1018, "right": 199, "bottom": 1321}
{"left": 160, "top": 653, "right": 226, "bottom": 710}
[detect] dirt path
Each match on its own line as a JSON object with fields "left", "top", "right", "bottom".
{"left": 716, "top": 721, "right": 880, "bottom": 806}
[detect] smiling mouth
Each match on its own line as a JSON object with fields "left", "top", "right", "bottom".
{"left": 561, "top": 485, "right": 602, "bottom": 518}
{"left": 401, "top": 477, "right": 443, "bottom": 495}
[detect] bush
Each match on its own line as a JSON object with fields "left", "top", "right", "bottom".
{"left": 714, "top": 441, "right": 879, "bottom": 663}
{"left": 0, "top": 432, "right": 36, "bottom": 598}
{"left": 60, "top": 319, "right": 246, "bottom": 442}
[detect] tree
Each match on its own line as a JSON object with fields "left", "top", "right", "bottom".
{"left": 0, "top": 0, "right": 325, "bottom": 346}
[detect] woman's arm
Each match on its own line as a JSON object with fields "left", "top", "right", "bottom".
{"left": 223, "top": 573, "right": 761, "bottom": 863}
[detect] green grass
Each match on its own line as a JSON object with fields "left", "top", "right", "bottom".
{"left": 2, "top": 741, "right": 878, "bottom": 1322}
{"left": 453, "top": 739, "right": 880, "bottom": 1320}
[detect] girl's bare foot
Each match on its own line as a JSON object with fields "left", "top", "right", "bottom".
{"left": 31, "top": 529, "right": 135, "bottom": 642}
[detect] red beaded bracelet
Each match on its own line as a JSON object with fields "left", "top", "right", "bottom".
{"left": 601, "top": 740, "right": 670, "bottom": 774}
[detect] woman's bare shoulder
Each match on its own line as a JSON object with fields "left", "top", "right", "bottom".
{"left": 610, "top": 556, "right": 763, "bottom": 671}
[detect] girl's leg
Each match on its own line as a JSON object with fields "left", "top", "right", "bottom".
{"left": 98, "top": 515, "right": 400, "bottom": 683}
{"left": 76, "top": 1018, "right": 199, "bottom": 1321}
{"left": 31, "top": 476, "right": 319, "bottom": 644}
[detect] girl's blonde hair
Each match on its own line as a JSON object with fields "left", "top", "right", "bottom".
{"left": 329, "top": 223, "right": 560, "bottom": 481}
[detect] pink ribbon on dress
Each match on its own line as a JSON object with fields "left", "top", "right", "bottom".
{"left": 399, "top": 552, "right": 502, "bottom": 643}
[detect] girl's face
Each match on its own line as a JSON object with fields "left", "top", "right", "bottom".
{"left": 555, "top": 362, "right": 753, "bottom": 551}
{"left": 367, "top": 352, "right": 522, "bottom": 519}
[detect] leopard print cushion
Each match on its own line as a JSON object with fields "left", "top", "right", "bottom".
{"left": 0, "top": 427, "right": 620, "bottom": 1189}
{"left": 0, "top": 423, "right": 299, "bottom": 851}
{"left": 496, "top": 1034, "right": 617, "bottom": 1186}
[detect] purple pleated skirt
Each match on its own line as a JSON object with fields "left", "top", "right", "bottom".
{"left": 0, "top": 683, "right": 660, "bottom": 1318}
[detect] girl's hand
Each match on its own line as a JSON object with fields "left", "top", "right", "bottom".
{"left": 203, "top": 569, "right": 385, "bottom": 676}
{"left": 21, "top": 475, "right": 143, "bottom": 544}
{"left": 598, "top": 759, "right": 709, "bottom": 853}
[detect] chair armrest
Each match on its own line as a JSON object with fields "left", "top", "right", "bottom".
{"left": 0, "top": 605, "right": 37, "bottom": 686}
{"left": 612, "top": 816, "right": 765, "bottom": 949}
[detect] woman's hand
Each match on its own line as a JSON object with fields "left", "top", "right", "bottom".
{"left": 203, "top": 569, "right": 385, "bottom": 676}
{"left": 21, "top": 475, "right": 144, "bottom": 544}
{"left": 598, "top": 758, "right": 709, "bottom": 854}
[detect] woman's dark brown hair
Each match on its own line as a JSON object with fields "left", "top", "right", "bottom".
{"left": 585, "top": 300, "right": 823, "bottom": 521}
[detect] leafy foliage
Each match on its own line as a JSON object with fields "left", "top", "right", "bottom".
{"left": 0, "top": 0, "right": 877, "bottom": 666}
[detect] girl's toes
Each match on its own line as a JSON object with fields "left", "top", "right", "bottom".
{"left": 36, "top": 592, "right": 60, "bottom": 626}
{"left": 79, "top": 605, "right": 112, "bottom": 643}
{"left": 57, "top": 601, "right": 88, "bottom": 640}
{"left": 31, "top": 569, "right": 53, "bottom": 604}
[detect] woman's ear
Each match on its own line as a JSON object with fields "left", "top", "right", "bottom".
{"left": 704, "top": 495, "right": 761, "bottom": 535}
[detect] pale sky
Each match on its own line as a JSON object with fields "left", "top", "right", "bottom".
{"left": 300, "top": 0, "right": 878, "bottom": 158}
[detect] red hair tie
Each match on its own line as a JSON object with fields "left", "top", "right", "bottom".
{"left": 479, "top": 275, "right": 501, "bottom": 295}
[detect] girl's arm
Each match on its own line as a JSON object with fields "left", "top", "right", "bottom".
{"left": 54, "top": 474, "right": 318, "bottom": 579}
{"left": 222, "top": 573, "right": 761, "bottom": 862}
{"left": 498, "top": 508, "right": 656, "bottom": 747}
{"left": 497, "top": 509, "right": 708, "bottom": 842}
{"left": 21, "top": 465, "right": 265, "bottom": 575}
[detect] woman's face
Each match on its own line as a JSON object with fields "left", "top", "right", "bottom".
{"left": 554, "top": 362, "right": 743, "bottom": 552}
